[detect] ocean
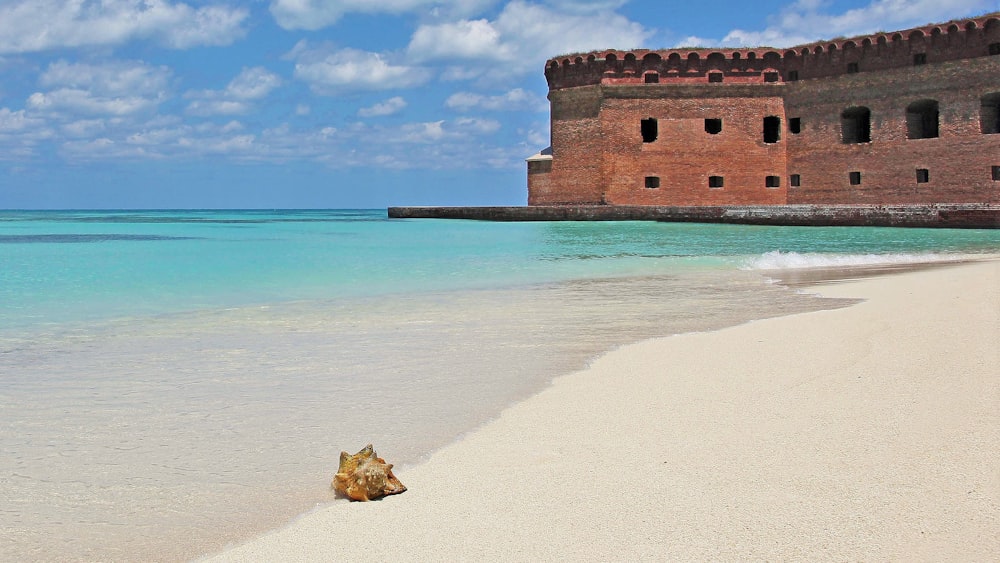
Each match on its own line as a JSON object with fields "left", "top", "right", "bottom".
{"left": 2, "top": 210, "right": 998, "bottom": 561}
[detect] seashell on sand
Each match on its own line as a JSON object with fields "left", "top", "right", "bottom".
{"left": 331, "top": 444, "right": 407, "bottom": 501}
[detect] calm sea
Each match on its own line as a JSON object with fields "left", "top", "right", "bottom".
{"left": 2, "top": 210, "right": 998, "bottom": 561}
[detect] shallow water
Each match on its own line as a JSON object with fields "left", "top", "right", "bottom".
{"left": 2, "top": 211, "right": 998, "bottom": 561}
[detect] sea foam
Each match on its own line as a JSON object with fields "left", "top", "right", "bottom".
{"left": 740, "top": 250, "right": 971, "bottom": 270}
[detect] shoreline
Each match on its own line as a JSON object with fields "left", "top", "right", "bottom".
{"left": 204, "top": 258, "right": 999, "bottom": 561}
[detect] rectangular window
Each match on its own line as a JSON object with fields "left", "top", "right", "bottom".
{"left": 644, "top": 72, "right": 659, "bottom": 83}
{"left": 847, "top": 62, "right": 859, "bottom": 73}
{"left": 641, "top": 118, "right": 657, "bottom": 143}
{"left": 763, "top": 116, "right": 781, "bottom": 143}
{"left": 763, "top": 72, "right": 779, "bottom": 83}
{"left": 788, "top": 70, "right": 799, "bottom": 81}
{"left": 645, "top": 176, "right": 660, "bottom": 189}
{"left": 849, "top": 171, "right": 862, "bottom": 185}
{"left": 708, "top": 72, "right": 723, "bottom": 83}
{"left": 705, "top": 118, "right": 722, "bottom": 134}
{"left": 790, "top": 174, "right": 801, "bottom": 187}
{"left": 765, "top": 175, "right": 780, "bottom": 188}
{"left": 989, "top": 43, "right": 1000, "bottom": 56}
{"left": 916, "top": 169, "right": 930, "bottom": 183}
{"left": 708, "top": 176, "right": 724, "bottom": 188}
{"left": 913, "top": 53, "right": 927, "bottom": 65}
{"left": 993, "top": 166, "right": 1000, "bottom": 181}
{"left": 789, "top": 117, "right": 801, "bottom": 134}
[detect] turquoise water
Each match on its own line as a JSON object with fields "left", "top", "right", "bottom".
{"left": 3, "top": 210, "right": 998, "bottom": 331}
{"left": 2, "top": 210, "right": 999, "bottom": 562}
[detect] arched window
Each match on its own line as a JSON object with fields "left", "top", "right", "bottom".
{"left": 906, "top": 99, "right": 939, "bottom": 139}
{"left": 841, "top": 106, "right": 872, "bottom": 143}
{"left": 981, "top": 92, "right": 1000, "bottom": 134}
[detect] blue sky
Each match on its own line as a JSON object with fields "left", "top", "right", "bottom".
{"left": 1, "top": 0, "right": 996, "bottom": 209}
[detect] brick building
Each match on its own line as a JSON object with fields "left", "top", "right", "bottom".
{"left": 528, "top": 13, "right": 1000, "bottom": 207}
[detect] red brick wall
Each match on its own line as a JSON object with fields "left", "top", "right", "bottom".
{"left": 530, "top": 87, "right": 604, "bottom": 205}
{"left": 599, "top": 86, "right": 788, "bottom": 205}
{"left": 529, "top": 13, "right": 1000, "bottom": 208}
{"left": 785, "top": 56, "right": 1000, "bottom": 204}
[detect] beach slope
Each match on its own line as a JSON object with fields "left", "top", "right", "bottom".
{"left": 206, "top": 260, "right": 999, "bottom": 561}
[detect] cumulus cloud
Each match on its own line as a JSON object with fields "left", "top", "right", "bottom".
{"left": 268, "top": 0, "right": 495, "bottom": 30}
{"left": 290, "top": 44, "right": 432, "bottom": 93}
{"left": 407, "top": 1, "right": 652, "bottom": 76}
{"left": 707, "top": 0, "right": 994, "bottom": 48}
{"left": 185, "top": 67, "right": 282, "bottom": 116}
{"left": 359, "top": 96, "right": 408, "bottom": 117}
{"left": 445, "top": 88, "right": 546, "bottom": 111}
{"left": 40, "top": 60, "right": 172, "bottom": 96}
{"left": 0, "top": 0, "right": 248, "bottom": 54}
{"left": 0, "top": 108, "right": 46, "bottom": 132}
{"left": 29, "top": 60, "right": 172, "bottom": 116}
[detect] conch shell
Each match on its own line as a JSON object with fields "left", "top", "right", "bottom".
{"left": 332, "top": 444, "right": 407, "bottom": 501}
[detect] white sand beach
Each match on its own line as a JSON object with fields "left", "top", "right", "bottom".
{"left": 205, "top": 259, "right": 999, "bottom": 561}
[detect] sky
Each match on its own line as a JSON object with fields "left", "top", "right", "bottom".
{"left": 1, "top": 0, "right": 997, "bottom": 209}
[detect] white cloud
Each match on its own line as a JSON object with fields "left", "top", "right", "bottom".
{"left": 0, "top": 108, "right": 45, "bottom": 132}
{"left": 41, "top": 60, "right": 172, "bottom": 97}
{"left": 359, "top": 96, "right": 408, "bottom": 117}
{"left": 407, "top": 1, "right": 652, "bottom": 77}
{"left": 409, "top": 19, "right": 504, "bottom": 61}
{"left": 291, "top": 45, "right": 432, "bottom": 93}
{"left": 184, "top": 67, "right": 282, "bottom": 116}
{"left": 445, "top": 88, "right": 546, "bottom": 111}
{"left": 28, "top": 89, "right": 160, "bottom": 116}
{"left": 268, "top": 0, "right": 495, "bottom": 30}
{"left": 185, "top": 100, "right": 251, "bottom": 116}
{"left": 62, "top": 119, "right": 107, "bottom": 138}
{"left": 0, "top": 0, "right": 248, "bottom": 54}
{"left": 454, "top": 116, "right": 501, "bottom": 134}
{"left": 711, "top": 0, "right": 994, "bottom": 48}
{"left": 29, "top": 60, "right": 171, "bottom": 117}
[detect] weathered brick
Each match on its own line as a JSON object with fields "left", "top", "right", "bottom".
{"left": 529, "top": 13, "right": 1000, "bottom": 207}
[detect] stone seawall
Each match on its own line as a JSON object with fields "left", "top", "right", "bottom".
{"left": 387, "top": 204, "right": 1000, "bottom": 228}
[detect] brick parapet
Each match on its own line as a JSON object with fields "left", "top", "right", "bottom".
{"left": 545, "top": 13, "right": 999, "bottom": 89}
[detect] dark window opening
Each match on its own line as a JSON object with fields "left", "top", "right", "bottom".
{"left": 645, "top": 176, "right": 660, "bottom": 189}
{"left": 765, "top": 175, "right": 780, "bottom": 188}
{"left": 849, "top": 171, "right": 862, "bottom": 185}
{"left": 763, "top": 116, "right": 781, "bottom": 143}
{"left": 705, "top": 118, "right": 722, "bottom": 134}
{"left": 789, "top": 117, "right": 801, "bottom": 134}
{"left": 790, "top": 174, "right": 801, "bottom": 187}
{"left": 763, "top": 72, "right": 779, "bottom": 83}
{"left": 708, "top": 72, "right": 723, "bottom": 83}
{"left": 906, "top": 100, "right": 939, "bottom": 139}
{"left": 990, "top": 43, "right": 1000, "bottom": 55}
{"left": 847, "top": 62, "right": 859, "bottom": 73}
{"left": 916, "top": 168, "right": 930, "bottom": 183}
{"left": 644, "top": 72, "right": 659, "bottom": 83}
{"left": 981, "top": 93, "right": 1000, "bottom": 134}
{"left": 788, "top": 70, "right": 799, "bottom": 81}
{"left": 641, "top": 118, "right": 658, "bottom": 143}
{"left": 708, "top": 176, "right": 724, "bottom": 188}
{"left": 841, "top": 106, "right": 872, "bottom": 143}
{"left": 913, "top": 53, "right": 927, "bottom": 65}
{"left": 993, "top": 166, "right": 1000, "bottom": 181}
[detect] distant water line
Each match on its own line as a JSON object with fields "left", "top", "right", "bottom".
{"left": 1, "top": 210, "right": 999, "bottom": 562}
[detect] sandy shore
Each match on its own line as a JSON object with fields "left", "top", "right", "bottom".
{"left": 204, "top": 259, "right": 999, "bottom": 561}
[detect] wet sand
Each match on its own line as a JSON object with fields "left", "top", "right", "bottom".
{"left": 205, "top": 259, "right": 999, "bottom": 561}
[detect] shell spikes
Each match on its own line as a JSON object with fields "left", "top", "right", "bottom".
{"left": 331, "top": 444, "right": 407, "bottom": 502}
